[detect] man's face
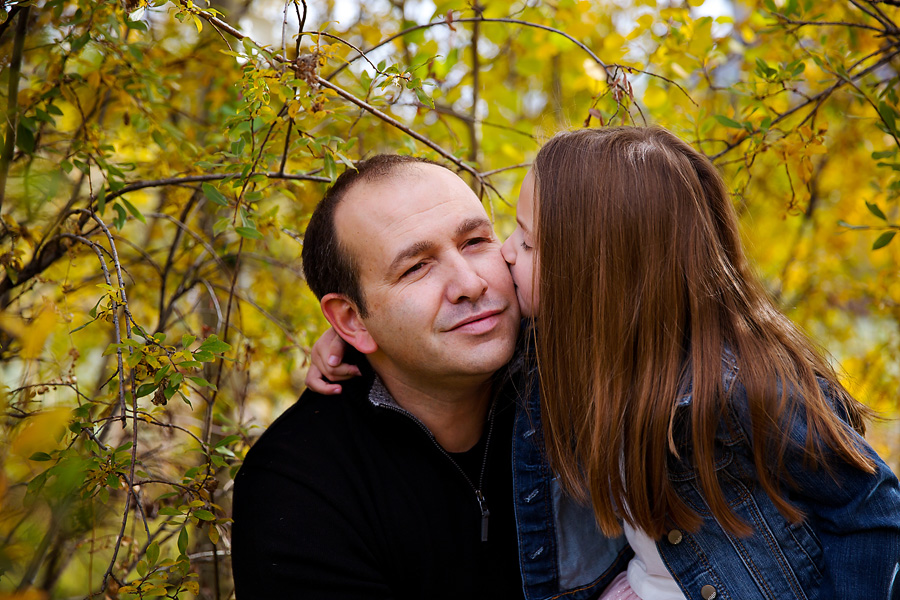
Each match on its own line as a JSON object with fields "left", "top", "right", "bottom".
{"left": 334, "top": 164, "right": 520, "bottom": 388}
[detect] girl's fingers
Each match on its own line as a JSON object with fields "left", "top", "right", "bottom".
{"left": 304, "top": 364, "right": 342, "bottom": 395}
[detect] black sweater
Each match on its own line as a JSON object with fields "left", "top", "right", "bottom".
{"left": 231, "top": 373, "right": 523, "bottom": 599}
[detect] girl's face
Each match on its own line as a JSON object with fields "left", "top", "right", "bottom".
{"left": 501, "top": 171, "right": 539, "bottom": 318}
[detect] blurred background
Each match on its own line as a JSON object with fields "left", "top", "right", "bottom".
{"left": 0, "top": 0, "right": 898, "bottom": 597}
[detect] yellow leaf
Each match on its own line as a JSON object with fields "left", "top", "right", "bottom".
{"left": 23, "top": 310, "right": 56, "bottom": 360}
{"left": 643, "top": 85, "right": 668, "bottom": 109}
{"left": 10, "top": 408, "right": 71, "bottom": 460}
{"left": 0, "top": 308, "right": 56, "bottom": 360}
{"left": 192, "top": 14, "right": 203, "bottom": 33}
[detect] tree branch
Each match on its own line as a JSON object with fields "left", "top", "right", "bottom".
{"left": 711, "top": 46, "right": 900, "bottom": 161}
{"left": 0, "top": 5, "right": 30, "bottom": 217}
{"left": 324, "top": 16, "right": 612, "bottom": 82}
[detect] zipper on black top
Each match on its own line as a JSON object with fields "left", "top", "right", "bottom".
{"left": 374, "top": 400, "right": 495, "bottom": 543}
{"left": 475, "top": 490, "right": 490, "bottom": 542}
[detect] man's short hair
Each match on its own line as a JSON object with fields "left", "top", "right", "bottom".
{"left": 301, "top": 154, "right": 440, "bottom": 317}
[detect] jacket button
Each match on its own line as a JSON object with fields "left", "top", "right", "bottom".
{"left": 667, "top": 529, "right": 683, "bottom": 545}
{"left": 700, "top": 584, "right": 717, "bottom": 599}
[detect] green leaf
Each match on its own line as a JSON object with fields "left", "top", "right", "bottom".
{"left": 192, "top": 350, "right": 215, "bottom": 362}
{"left": 213, "top": 217, "right": 231, "bottom": 236}
{"left": 136, "top": 383, "right": 157, "bottom": 398}
{"left": 70, "top": 31, "right": 91, "bottom": 53}
{"left": 146, "top": 541, "right": 160, "bottom": 566}
{"left": 198, "top": 335, "right": 231, "bottom": 353}
{"left": 178, "top": 526, "right": 189, "bottom": 555}
{"left": 143, "top": 585, "right": 168, "bottom": 597}
{"left": 715, "top": 115, "right": 743, "bottom": 129}
{"left": 153, "top": 364, "right": 171, "bottom": 385}
{"left": 193, "top": 509, "right": 215, "bottom": 521}
{"left": 96, "top": 186, "right": 107, "bottom": 214}
{"left": 182, "top": 334, "right": 196, "bottom": 348}
{"left": 29, "top": 452, "right": 52, "bottom": 462}
{"left": 323, "top": 153, "right": 338, "bottom": 182}
{"left": 235, "top": 226, "right": 263, "bottom": 240}
{"left": 202, "top": 183, "right": 229, "bottom": 206}
{"left": 16, "top": 121, "right": 35, "bottom": 154}
{"left": 70, "top": 318, "right": 98, "bottom": 334}
{"left": 873, "top": 231, "right": 896, "bottom": 250}
{"left": 159, "top": 506, "right": 182, "bottom": 516}
{"left": 188, "top": 376, "right": 216, "bottom": 390}
{"left": 151, "top": 129, "right": 168, "bottom": 150}
{"left": 113, "top": 203, "right": 127, "bottom": 230}
{"left": 866, "top": 202, "right": 887, "bottom": 221}
{"left": 415, "top": 87, "right": 434, "bottom": 108}
{"left": 121, "top": 198, "right": 146, "bottom": 224}
{"left": 878, "top": 101, "right": 898, "bottom": 134}
{"left": 103, "top": 342, "right": 124, "bottom": 356}
{"left": 126, "top": 350, "right": 143, "bottom": 368}
{"left": 125, "top": 19, "right": 149, "bottom": 31}
{"left": 215, "top": 434, "right": 241, "bottom": 448}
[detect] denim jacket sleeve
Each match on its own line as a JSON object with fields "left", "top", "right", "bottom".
{"left": 659, "top": 369, "right": 900, "bottom": 600}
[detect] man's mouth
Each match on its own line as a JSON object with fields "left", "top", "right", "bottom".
{"left": 445, "top": 308, "right": 505, "bottom": 334}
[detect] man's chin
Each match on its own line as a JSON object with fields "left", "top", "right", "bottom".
{"left": 455, "top": 329, "right": 517, "bottom": 372}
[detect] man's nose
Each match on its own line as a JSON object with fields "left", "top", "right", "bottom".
{"left": 447, "top": 256, "right": 488, "bottom": 303}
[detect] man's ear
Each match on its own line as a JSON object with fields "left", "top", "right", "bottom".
{"left": 320, "top": 293, "right": 378, "bottom": 355}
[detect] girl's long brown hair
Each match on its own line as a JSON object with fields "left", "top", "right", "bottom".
{"left": 534, "top": 126, "right": 875, "bottom": 538}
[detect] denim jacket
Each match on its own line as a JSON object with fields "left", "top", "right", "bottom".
{"left": 511, "top": 362, "right": 632, "bottom": 600}
{"left": 513, "top": 355, "right": 900, "bottom": 600}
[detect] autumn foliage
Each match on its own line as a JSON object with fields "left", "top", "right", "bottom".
{"left": 0, "top": 0, "right": 898, "bottom": 597}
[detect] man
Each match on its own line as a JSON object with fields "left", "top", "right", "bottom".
{"left": 231, "top": 156, "right": 629, "bottom": 599}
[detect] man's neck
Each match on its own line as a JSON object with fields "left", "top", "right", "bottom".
{"left": 375, "top": 370, "right": 493, "bottom": 452}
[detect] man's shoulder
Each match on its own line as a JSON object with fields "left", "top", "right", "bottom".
{"left": 239, "top": 376, "right": 376, "bottom": 474}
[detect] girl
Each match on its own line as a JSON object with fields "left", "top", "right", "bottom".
{"left": 307, "top": 126, "right": 900, "bottom": 599}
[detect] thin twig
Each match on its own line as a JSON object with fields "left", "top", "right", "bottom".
{"left": 315, "top": 76, "right": 482, "bottom": 180}
{"left": 479, "top": 163, "right": 532, "bottom": 178}
{"left": 103, "top": 171, "right": 329, "bottom": 205}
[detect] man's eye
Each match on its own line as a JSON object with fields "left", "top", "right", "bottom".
{"left": 465, "top": 237, "right": 489, "bottom": 247}
{"left": 402, "top": 262, "right": 425, "bottom": 278}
